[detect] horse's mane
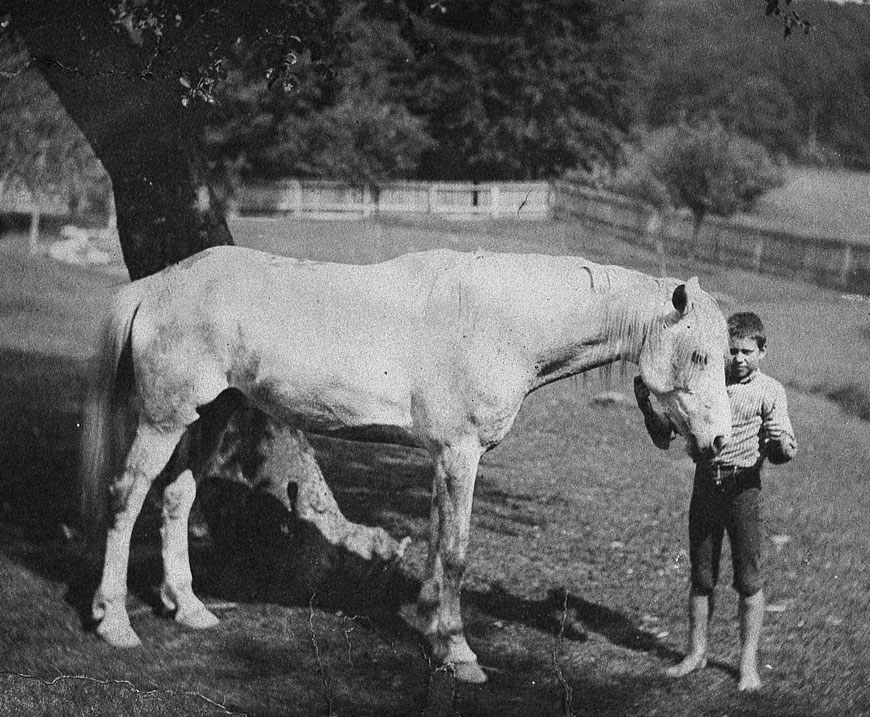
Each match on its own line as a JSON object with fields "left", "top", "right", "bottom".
{"left": 421, "top": 251, "right": 723, "bottom": 383}
{"left": 595, "top": 263, "right": 724, "bottom": 382}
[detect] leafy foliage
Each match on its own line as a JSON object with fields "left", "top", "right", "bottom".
{"left": 0, "top": 41, "right": 109, "bottom": 217}
{"left": 203, "top": 0, "right": 642, "bottom": 184}
{"left": 614, "top": 121, "right": 784, "bottom": 227}
{"left": 205, "top": 4, "right": 433, "bottom": 187}
{"left": 763, "top": 0, "right": 813, "bottom": 37}
{"left": 3, "top": 0, "right": 869, "bottom": 212}
{"left": 405, "top": 0, "right": 642, "bottom": 180}
{"left": 638, "top": 0, "right": 870, "bottom": 169}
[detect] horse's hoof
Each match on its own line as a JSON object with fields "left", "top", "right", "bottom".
{"left": 175, "top": 607, "right": 220, "bottom": 630}
{"left": 96, "top": 621, "right": 142, "bottom": 648}
{"left": 453, "top": 660, "right": 488, "bottom": 684}
{"left": 396, "top": 536, "right": 412, "bottom": 560}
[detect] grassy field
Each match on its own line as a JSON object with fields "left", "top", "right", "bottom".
{"left": 0, "top": 217, "right": 868, "bottom": 716}
{"left": 742, "top": 167, "right": 870, "bottom": 245}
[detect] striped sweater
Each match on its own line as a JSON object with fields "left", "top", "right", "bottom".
{"left": 712, "top": 370, "right": 797, "bottom": 469}
{"left": 641, "top": 370, "right": 797, "bottom": 469}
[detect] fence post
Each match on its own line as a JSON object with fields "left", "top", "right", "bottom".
{"left": 362, "top": 184, "right": 374, "bottom": 217}
{"left": 839, "top": 244, "right": 853, "bottom": 287}
{"left": 292, "top": 179, "right": 302, "bottom": 216}
{"left": 491, "top": 184, "right": 500, "bottom": 217}
{"left": 28, "top": 206, "right": 40, "bottom": 253}
{"left": 752, "top": 237, "right": 764, "bottom": 274}
{"left": 647, "top": 210, "right": 666, "bottom": 276}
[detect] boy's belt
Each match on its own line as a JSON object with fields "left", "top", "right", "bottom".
{"left": 702, "top": 463, "right": 757, "bottom": 486}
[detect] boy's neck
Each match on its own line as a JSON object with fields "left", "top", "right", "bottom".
{"left": 727, "top": 367, "right": 760, "bottom": 385}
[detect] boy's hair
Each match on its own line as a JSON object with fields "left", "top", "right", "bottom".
{"left": 728, "top": 312, "right": 766, "bottom": 350}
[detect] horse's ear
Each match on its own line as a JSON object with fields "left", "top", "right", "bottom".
{"left": 672, "top": 276, "right": 700, "bottom": 316}
{"left": 672, "top": 284, "right": 689, "bottom": 315}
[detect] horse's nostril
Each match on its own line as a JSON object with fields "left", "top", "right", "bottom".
{"left": 713, "top": 435, "right": 727, "bottom": 455}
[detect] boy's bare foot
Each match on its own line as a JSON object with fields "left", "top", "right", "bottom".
{"left": 665, "top": 654, "right": 707, "bottom": 678}
{"left": 737, "top": 670, "right": 762, "bottom": 691}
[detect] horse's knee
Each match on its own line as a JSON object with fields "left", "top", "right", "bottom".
{"left": 108, "top": 476, "right": 136, "bottom": 515}
{"left": 107, "top": 472, "right": 152, "bottom": 523}
{"left": 418, "top": 578, "right": 441, "bottom": 614}
{"left": 163, "top": 469, "right": 196, "bottom": 517}
{"left": 442, "top": 552, "right": 467, "bottom": 586}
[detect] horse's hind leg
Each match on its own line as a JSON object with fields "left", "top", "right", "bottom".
{"left": 93, "top": 423, "right": 185, "bottom": 648}
{"left": 158, "top": 469, "right": 219, "bottom": 630}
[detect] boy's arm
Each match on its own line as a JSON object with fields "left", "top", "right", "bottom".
{"left": 763, "top": 384, "right": 797, "bottom": 465}
{"left": 633, "top": 376, "right": 675, "bottom": 450}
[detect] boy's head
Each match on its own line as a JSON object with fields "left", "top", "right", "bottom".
{"left": 726, "top": 312, "right": 766, "bottom": 381}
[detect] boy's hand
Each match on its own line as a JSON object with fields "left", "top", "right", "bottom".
{"left": 634, "top": 376, "right": 653, "bottom": 416}
{"left": 763, "top": 418, "right": 785, "bottom": 442}
{"left": 633, "top": 376, "right": 652, "bottom": 411}
{"left": 763, "top": 416, "right": 797, "bottom": 464}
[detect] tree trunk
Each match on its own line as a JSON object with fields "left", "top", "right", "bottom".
{"left": 11, "top": 5, "right": 407, "bottom": 584}
{"left": 689, "top": 208, "right": 706, "bottom": 262}
{"left": 24, "top": 33, "right": 232, "bottom": 278}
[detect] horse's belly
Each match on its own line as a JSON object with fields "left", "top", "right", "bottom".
{"left": 241, "top": 367, "right": 414, "bottom": 434}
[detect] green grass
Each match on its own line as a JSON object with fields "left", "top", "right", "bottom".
{"left": 742, "top": 167, "right": 870, "bottom": 245}
{"left": 0, "top": 219, "right": 868, "bottom": 716}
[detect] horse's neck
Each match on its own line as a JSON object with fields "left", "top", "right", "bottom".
{"left": 517, "top": 262, "right": 664, "bottom": 390}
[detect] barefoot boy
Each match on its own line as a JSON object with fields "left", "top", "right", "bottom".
{"left": 634, "top": 312, "right": 797, "bottom": 691}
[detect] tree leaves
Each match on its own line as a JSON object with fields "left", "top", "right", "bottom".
{"left": 613, "top": 121, "right": 784, "bottom": 227}
{"left": 764, "top": 0, "right": 813, "bottom": 37}
{"left": 407, "top": 0, "right": 641, "bottom": 179}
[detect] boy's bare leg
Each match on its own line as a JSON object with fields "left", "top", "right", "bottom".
{"left": 737, "top": 589, "right": 764, "bottom": 691}
{"left": 667, "top": 589, "right": 711, "bottom": 677}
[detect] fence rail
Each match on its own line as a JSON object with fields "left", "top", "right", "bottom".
{"left": 233, "top": 179, "right": 552, "bottom": 219}
{"left": 0, "top": 180, "right": 68, "bottom": 250}
{"left": 551, "top": 181, "right": 870, "bottom": 294}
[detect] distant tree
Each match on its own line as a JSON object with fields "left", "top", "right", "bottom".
{"left": 719, "top": 76, "right": 802, "bottom": 159}
{"left": 206, "top": 4, "right": 433, "bottom": 189}
{"left": 637, "top": 0, "right": 870, "bottom": 169}
{"left": 0, "top": 42, "right": 109, "bottom": 218}
{"left": 406, "top": 0, "right": 643, "bottom": 180}
{"left": 614, "top": 121, "right": 783, "bottom": 253}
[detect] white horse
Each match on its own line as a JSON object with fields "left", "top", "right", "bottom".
{"left": 81, "top": 246, "right": 730, "bottom": 684}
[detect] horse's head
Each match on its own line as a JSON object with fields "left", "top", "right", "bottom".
{"left": 638, "top": 277, "right": 730, "bottom": 460}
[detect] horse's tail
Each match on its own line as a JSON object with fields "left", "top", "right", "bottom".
{"left": 79, "top": 281, "right": 145, "bottom": 537}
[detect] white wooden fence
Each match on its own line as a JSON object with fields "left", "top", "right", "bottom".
{"left": 5, "top": 172, "right": 867, "bottom": 293}
{"left": 0, "top": 179, "right": 68, "bottom": 250}
{"left": 551, "top": 181, "right": 870, "bottom": 294}
{"left": 233, "top": 179, "right": 552, "bottom": 219}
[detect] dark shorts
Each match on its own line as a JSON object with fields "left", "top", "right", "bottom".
{"left": 689, "top": 465, "right": 763, "bottom": 597}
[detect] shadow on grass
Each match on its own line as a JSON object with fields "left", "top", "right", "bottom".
{"left": 815, "top": 381, "right": 870, "bottom": 422}
{"left": 0, "top": 349, "right": 86, "bottom": 535}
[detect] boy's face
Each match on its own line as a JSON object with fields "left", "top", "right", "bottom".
{"left": 727, "top": 335, "right": 764, "bottom": 381}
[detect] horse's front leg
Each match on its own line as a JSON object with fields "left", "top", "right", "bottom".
{"left": 418, "top": 437, "right": 487, "bottom": 684}
{"left": 159, "top": 469, "right": 219, "bottom": 630}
